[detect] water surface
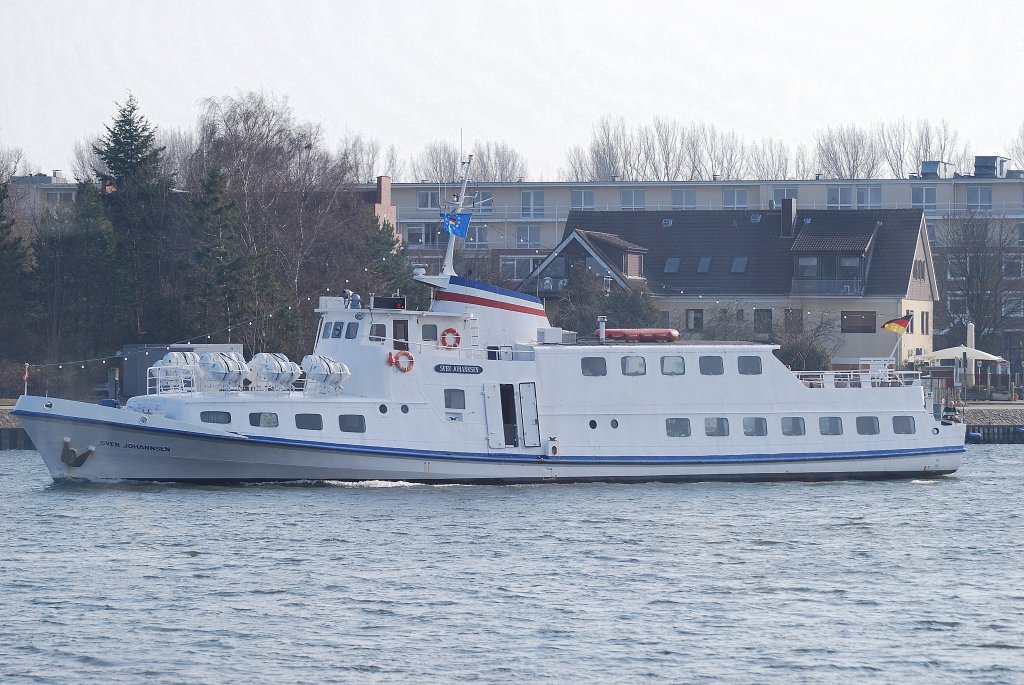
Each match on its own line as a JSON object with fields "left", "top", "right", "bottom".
{"left": 1, "top": 447, "right": 1021, "bottom": 683}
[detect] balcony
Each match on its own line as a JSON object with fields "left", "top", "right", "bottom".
{"left": 790, "top": 278, "right": 864, "bottom": 296}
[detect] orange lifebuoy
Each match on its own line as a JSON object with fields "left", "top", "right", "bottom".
{"left": 395, "top": 350, "right": 415, "bottom": 373}
{"left": 440, "top": 327, "right": 461, "bottom": 349}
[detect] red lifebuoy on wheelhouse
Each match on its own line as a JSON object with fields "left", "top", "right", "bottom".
{"left": 440, "top": 327, "right": 461, "bottom": 349}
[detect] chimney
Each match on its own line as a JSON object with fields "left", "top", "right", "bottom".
{"left": 781, "top": 198, "right": 797, "bottom": 238}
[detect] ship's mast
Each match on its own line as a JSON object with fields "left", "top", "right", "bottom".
{"left": 440, "top": 155, "right": 474, "bottom": 277}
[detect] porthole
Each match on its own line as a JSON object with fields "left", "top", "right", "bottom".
{"left": 589, "top": 419, "right": 597, "bottom": 429}
{"left": 43, "top": 401, "right": 53, "bottom": 410}
{"left": 401, "top": 404, "right": 409, "bottom": 414}
{"left": 610, "top": 419, "right": 619, "bottom": 429}
{"left": 932, "top": 427, "right": 940, "bottom": 434}
{"left": 379, "top": 404, "right": 388, "bottom": 414}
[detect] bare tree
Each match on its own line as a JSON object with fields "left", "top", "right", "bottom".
{"left": 938, "top": 211, "right": 1024, "bottom": 353}
{"left": 814, "top": 124, "right": 883, "bottom": 179}
{"left": 471, "top": 140, "right": 528, "bottom": 182}
{"left": 157, "top": 127, "right": 198, "bottom": 186}
{"left": 382, "top": 144, "right": 406, "bottom": 182}
{"left": 915, "top": 118, "right": 972, "bottom": 174}
{"left": 878, "top": 118, "right": 914, "bottom": 178}
{"left": 338, "top": 132, "right": 381, "bottom": 183}
{"left": 699, "top": 125, "right": 747, "bottom": 180}
{"left": 0, "top": 144, "right": 24, "bottom": 184}
{"left": 410, "top": 140, "right": 460, "bottom": 183}
{"left": 792, "top": 144, "right": 815, "bottom": 179}
{"left": 1007, "top": 122, "right": 1024, "bottom": 169}
{"left": 747, "top": 138, "right": 790, "bottom": 180}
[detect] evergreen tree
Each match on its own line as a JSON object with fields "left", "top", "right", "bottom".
{"left": 0, "top": 181, "right": 29, "bottom": 359}
{"left": 92, "top": 94, "right": 163, "bottom": 189}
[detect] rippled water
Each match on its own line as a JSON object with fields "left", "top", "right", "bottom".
{"left": 1, "top": 447, "right": 1022, "bottom": 684}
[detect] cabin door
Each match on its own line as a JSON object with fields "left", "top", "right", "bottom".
{"left": 393, "top": 319, "right": 409, "bottom": 351}
{"left": 482, "top": 383, "right": 507, "bottom": 448}
{"left": 519, "top": 382, "right": 541, "bottom": 447}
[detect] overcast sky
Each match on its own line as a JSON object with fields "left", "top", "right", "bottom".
{"left": 3, "top": 0, "right": 1023, "bottom": 180}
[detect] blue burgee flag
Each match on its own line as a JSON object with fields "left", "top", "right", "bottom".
{"left": 440, "top": 211, "right": 471, "bottom": 238}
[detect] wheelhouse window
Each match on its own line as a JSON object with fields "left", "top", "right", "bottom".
{"left": 321, "top": 322, "right": 332, "bottom": 339}
{"left": 581, "top": 357, "right": 607, "bottom": 377}
{"left": 781, "top": 417, "right": 805, "bottom": 436}
{"left": 369, "top": 323, "right": 386, "bottom": 342}
{"left": 331, "top": 322, "right": 344, "bottom": 338}
{"left": 660, "top": 356, "right": 685, "bottom": 375}
{"left": 819, "top": 416, "right": 843, "bottom": 435}
{"left": 249, "top": 412, "right": 278, "bottom": 428}
{"left": 705, "top": 417, "right": 729, "bottom": 436}
{"left": 699, "top": 356, "right": 724, "bottom": 375}
{"left": 666, "top": 418, "right": 691, "bottom": 437}
{"left": 444, "top": 389, "right": 466, "bottom": 410}
{"left": 743, "top": 417, "right": 768, "bottom": 436}
{"left": 737, "top": 356, "right": 762, "bottom": 375}
{"left": 338, "top": 414, "right": 366, "bottom": 433}
{"left": 345, "top": 322, "right": 359, "bottom": 339}
{"left": 200, "top": 411, "right": 231, "bottom": 424}
{"left": 621, "top": 356, "right": 646, "bottom": 376}
{"left": 295, "top": 414, "right": 323, "bottom": 430}
{"left": 422, "top": 324, "right": 438, "bottom": 341}
{"left": 893, "top": 416, "right": 916, "bottom": 434}
{"left": 856, "top": 416, "right": 880, "bottom": 435}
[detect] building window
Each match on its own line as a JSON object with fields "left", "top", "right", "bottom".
{"left": 904, "top": 310, "right": 915, "bottom": 334}
{"left": 475, "top": 190, "right": 493, "bottom": 215}
{"left": 921, "top": 311, "right": 930, "bottom": 335}
{"left": 621, "top": 188, "right": 645, "bottom": 210}
{"left": 666, "top": 418, "right": 691, "bottom": 437}
{"left": 444, "top": 389, "right": 466, "bottom": 410}
{"left": 819, "top": 416, "right": 843, "bottom": 435}
{"left": 697, "top": 256, "right": 712, "bottom": 273}
{"left": 686, "top": 309, "right": 704, "bottom": 332}
{"left": 731, "top": 256, "right": 748, "bottom": 273}
{"left": 705, "top": 417, "right": 729, "bottom": 436}
{"left": 623, "top": 253, "right": 643, "bottom": 277}
{"left": 913, "top": 259, "right": 926, "bottom": 280}
{"left": 773, "top": 187, "right": 797, "bottom": 204}
{"left": 1018, "top": 222, "right": 1024, "bottom": 247}
{"left": 839, "top": 256, "right": 861, "bottom": 280}
{"left": 406, "top": 224, "right": 442, "bottom": 248}
{"left": 1001, "top": 296, "right": 1024, "bottom": 318}
{"left": 500, "top": 255, "right": 544, "bottom": 281}
{"left": 249, "top": 412, "right": 278, "bottom": 428}
{"left": 947, "top": 255, "right": 968, "bottom": 280}
{"left": 754, "top": 309, "right": 773, "bottom": 333}
{"left": 699, "top": 355, "right": 724, "bottom": 375}
{"left": 737, "top": 356, "right": 762, "bottom": 375}
{"left": 856, "top": 416, "right": 880, "bottom": 435}
{"left": 743, "top": 417, "right": 768, "bottom": 436}
{"left": 516, "top": 224, "right": 541, "bottom": 248}
{"left": 967, "top": 185, "right": 992, "bottom": 211}
{"left": 621, "top": 356, "right": 646, "bottom": 376}
{"left": 856, "top": 186, "right": 882, "bottom": 208}
{"left": 723, "top": 187, "right": 747, "bottom": 210}
{"left": 571, "top": 189, "right": 595, "bottom": 210}
{"left": 417, "top": 190, "right": 440, "bottom": 210}
{"left": 827, "top": 186, "right": 852, "bottom": 209}
{"left": 664, "top": 257, "right": 681, "bottom": 274}
{"left": 912, "top": 186, "right": 937, "bottom": 210}
{"left": 521, "top": 190, "right": 544, "bottom": 218}
{"left": 781, "top": 416, "right": 805, "bottom": 436}
{"left": 200, "top": 411, "right": 231, "bottom": 424}
{"left": 893, "top": 416, "right": 916, "bottom": 434}
{"left": 465, "top": 224, "right": 489, "bottom": 249}
{"left": 672, "top": 187, "right": 697, "bottom": 209}
{"left": 581, "top": 357, "right": 607, "bottom": 377}
{"left": 841, "top": 311, "right": 876, "bottom": 333}
{"left": 928, "top": 223, "right": 938, "bottom": 243}
{"left": 295, "top": 413, "right": 323, "bottom": 430}
{"left": 660, "top": 356, "right": 685, "bottom": 375}
{"left": 797, "top": 256, "right": 818, "bottom": 278}
{"left": 1002, "top": 255, "right": 1023, "bottom": 279}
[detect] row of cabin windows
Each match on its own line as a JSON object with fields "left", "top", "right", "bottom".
{"left": 323, "top": 321, "right": 443, "bottom": 346}
{"left": 200, "top": 411, "right": 367, "bottom": 433}
{"left": 581, "top": 355, "right": 762, "bottom": 377}
{"left": 665, "top": 415, "right": 916, "bottom": 437}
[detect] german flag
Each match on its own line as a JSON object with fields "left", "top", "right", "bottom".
{"left": 881, "top": 313, "right": 913, "bottom": 334}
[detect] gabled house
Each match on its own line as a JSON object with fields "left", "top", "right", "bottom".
{"left": 520, "top": 199, "right": 939, "bottom": 367}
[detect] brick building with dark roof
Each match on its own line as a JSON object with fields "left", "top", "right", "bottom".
{"left": 521, "top": 199, "right": 939, "bottom": 366}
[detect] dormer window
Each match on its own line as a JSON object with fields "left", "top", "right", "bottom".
{"left": 697, "top": 256, "right": 712, "bottom": 274}
{"left": 731, "top": 257, "right": 748, "bottom": 273}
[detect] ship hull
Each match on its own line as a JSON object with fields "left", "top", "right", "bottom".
{"left": 15, "top": 397, "right": 964, "bottom": 484}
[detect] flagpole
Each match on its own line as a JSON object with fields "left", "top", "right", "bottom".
{"left": 440, "top": 155, "right": 474, "bottom": 277}
{"left": 23, "top": 363, "right": 28, "bottom": 395}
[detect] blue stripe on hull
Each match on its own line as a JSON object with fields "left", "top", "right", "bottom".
{"left": 16, "top": 408, "right": 965, "bottom": 467}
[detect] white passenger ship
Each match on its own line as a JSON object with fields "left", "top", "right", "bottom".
{"left": 14, "top": 161, "right": 964, "bottom": 484}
